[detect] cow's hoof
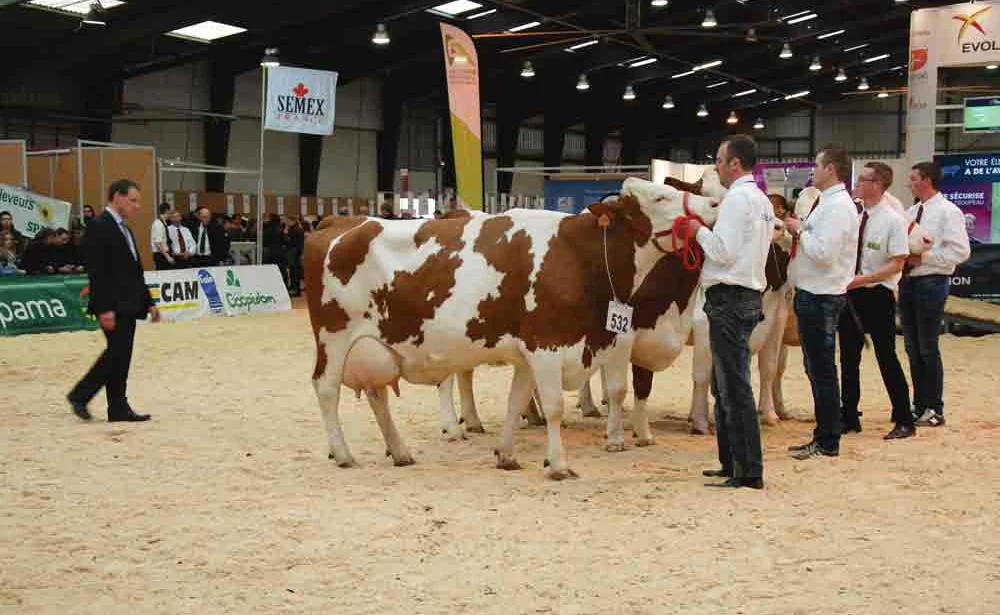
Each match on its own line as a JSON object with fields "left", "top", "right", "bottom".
{"left": 690, "top": 420, "right": 710, "bottom": 435}
{"left": 635, "top": 436, "right": 656, "bottom": 447}
{"left": 605, "top": 442, "right": 627, "bottom": 453}
{"left": 392, "top": 455, "right": 415, "bottom": 467}
{"left": 465, "top": 424, "right": 486, "bottom": 434}
{"left": 495, "top": 455, "right": 521, "bottom": 471}
{"left": 581, "top": 407, "right": 603, "bottom": 418}
{"left": 523, "top": 415, "right": 546, "bottom": 427}
{"left": 329, "top": 453, "right": 358, "bottom": 468}
{"left": 545, "top": 467, "right": 579, "bottom": 481}
{"left": 761, "top": 413, "right": 781, "bottom": 426}
{"left": 443, "top": 430, "right": 466, "bottom": 442}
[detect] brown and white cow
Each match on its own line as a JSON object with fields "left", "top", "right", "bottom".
{"left": 303, "top": 178, "right": 718, "bottom": 479}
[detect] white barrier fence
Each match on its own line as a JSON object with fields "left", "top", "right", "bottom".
{"left": 143, "top": 264, "right": 291, "bottom": 324}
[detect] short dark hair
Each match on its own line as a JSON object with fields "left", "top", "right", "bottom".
{"left": 0, "top": 210, "right": 11, "bottom": 219}
{"left": 722, "top": 134, "right": 758, "bottom": 170}
{"left": 107, "top": 179, "right": 139, "bottom": 203}
{"left": 818, "top": 145, "right": 851, "bottom": 182}
{"left": 865, "top": 162, "right": 893, "bottom": 189}
{"left": 196, "top": 205, "right": 211, "bottom": 215}
{"left": 83, "top": 205, "right": 94, "bottom": 213}
{"left": 912, "top": 161, "right": 942, "bottom": 189}
{"left": 158, "top": 202, "right": 171, "bottom": 215}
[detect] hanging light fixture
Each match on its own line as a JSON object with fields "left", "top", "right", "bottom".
{"left": 809, "top": 56, "right": 822, "bottom": 71}
{"left": 372, "top": 23, "right": 390, "bottom": 45}
{"left": 877, "top": 90, "right": 889, "bottom": 98}
{"left": 858, "top": 77, "right": 870, "bottom": 90}
{"left": 260, "top": 47, "right": 281, "bottom": 68}
{"left": 662, "top": 95, "right": 675, "bottom": 109}
{"left": 651, "top": 0, "right": 668, "bottom": 6}
{"left": 779, "top": 43, "right": 793, "bottom": 59}
{"left": 697, "top": 103, "right": 709, "bottom": 117}
{"left": 520, "top": 61, "right": 535, "bottom": 78}
{"left": 576, "top": 73, "right": 590, "bottom": 90}
{"left": 82, "top": 2, "right": 106, "bottom": 26}
{"left": 753, "top": 118, "right": 765, "bottom": 130}
{"left": 726, "top": 111, "right": 738, "bottom": 125}
{"left": 987, "top": 64, "right": 999, "bottom": 70}
{"left": 623, "top": 85, "right": 637, "bottom": 101}
{"left": 702, "top": 9, "right": 717, "bottom": 28}
{"left": 746, "top": 28, "right": 758, "bottom": 43}
{"left": 835, "top": 67, "right": 847, "bottom": 82}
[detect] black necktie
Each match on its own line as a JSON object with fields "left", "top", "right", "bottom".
{"left": 199, "top": 226, "right": 207, "bottom": 255}
{"left": 855, "top": 211, "right": 869, "bottom": 275}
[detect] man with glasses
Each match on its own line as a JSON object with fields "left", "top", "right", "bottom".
{"left": 840, "top": 162, "right": 914, "bottom": 440}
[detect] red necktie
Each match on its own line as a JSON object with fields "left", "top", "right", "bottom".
{"left": 854, "top": 210, "right": 869, "bottom": 275}
{"left": 177, "top": 228, "right": 187, "bottom": 253}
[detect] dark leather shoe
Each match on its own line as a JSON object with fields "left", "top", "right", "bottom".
{"left": 706, "top": 477, "right": 764, "bottom": 490}
{"left": 841, "top": 420, "right": 862, "bottom": 434}
{"left": 788, "top": 439, "right": 815, "bottom": 452}
{"left": 884, "top": 424, "right": 915, "bottom": 440}
{"left": 108, "top": 410, "right": 151, "bottom": 422}
{"left": 702, "top": 468, "right": 732, "bottom": 478}
{"left": 68, "top": 397, "right": 92, "bottom": 421}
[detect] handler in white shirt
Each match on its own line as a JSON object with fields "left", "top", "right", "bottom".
{"left": 150, "top": 202, "right": 173, "bottom": 270}
{"left": 689, "top": 135, "right": 773, "bottom": 490}
{"left": 839, "top": 162, "right": 915, "bottom": 441}
{"left": 899, "top": 162, "right": 971, "bottom": 428}
{"left": 784, "top": 146, "right": 860, "bottom": 459}
{"left": 167, "top": 210, "right": 196, "bottom": 267}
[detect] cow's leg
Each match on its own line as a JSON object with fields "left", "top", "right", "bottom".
{"left": 530, "top": 359, "right": 576, "bottom": 480}
{"left": 630, "top": 365, "right": 655, "bottom": 447}
{"left": 522, "top": 396, "right": 547, "bottom": 426}
{"left": 436, "top": 375, "right": 466, "bottom": 442}
{"left": 457, "top": 370, "right": 485, "bottom": 433}
{"left": 578, "top": 378, "right": 602, "bottom": 418}
{"left": 757, "top": 320, "right": 784, "bottom": 426}
{"left": 312, "top": 341, "right": 356, "bottom": 467}
{"left": 494, "top": 364, "right": 534, "bottom": 471}
{"left": 366, "top": 387, "right": 414, "bottom": 467}
{"left": 689, "top": 317, "right": 712, "bottom": 435}
{"left": 774, "top": 344, "right": 791, "bottom": 419}
{"left": 605, "top": 363, "right": 632, "bottom": 453}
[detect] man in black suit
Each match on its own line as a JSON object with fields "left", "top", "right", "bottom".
{"left": 67, "top": 179, "right": 160, "bottom": 422}
{"left": 188, "top": 206, "right": 229, "bottom": 267}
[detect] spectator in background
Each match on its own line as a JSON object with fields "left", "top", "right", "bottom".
{"left": 151, "top": 203, "right": 174, "bottom": 270}
{"left": 0, "top": 233, "right": 22, "bottom": 275}
{"left": 167, "top": 210, "right": 196, "bottom": 267}
{"left": 263, "top": 214, "right": 288, "bottom": 286}
{"left": 226, "top": 216, "right": 246, "bottom": 241}
{"left": 21, "top": 229, "right": 75, "bottom": 274}
{"left": 54, "top": 228, "right": 84, "bottom": 273}
{"left": 0, "top": 210, "right": 26, "bottom": 253}
{"left": 82, "top": 205, "right": 96, "bottom": 227}
{"left": 213, "top": 213, "right": 232, "bottom": 265}
{"left": 189, "top": 206, "right": 224, "bottom": 267}
{"left": 286, "top": 217, "right": 305, "bottom": 297}
{"left": 768, "top": 194, "right": 789, "bottom": 221}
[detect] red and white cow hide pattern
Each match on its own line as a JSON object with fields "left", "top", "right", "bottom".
{"left": 304, "top": 178, "right": 719, "bottom": 480}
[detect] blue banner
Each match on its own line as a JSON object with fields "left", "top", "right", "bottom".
{"left": 934, "top": 152, "right": 1000, "bottom": 244}
{"left": 543, "top": 180, "right": 623, "bottom": 214}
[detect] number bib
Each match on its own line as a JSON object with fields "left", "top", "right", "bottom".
{"left": 605, "top": 300, "right": 633, "bottom": 335}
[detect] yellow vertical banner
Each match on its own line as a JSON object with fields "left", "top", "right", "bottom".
{"left": 439, "top": 23, "right": 483, "bottom": 210}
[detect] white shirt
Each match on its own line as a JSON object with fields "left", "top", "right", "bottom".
{"left": 789, "top": 182, "right": 860, "bottom": 296}
{"left": 857, "top": 198, "right": 909, "bottom": 292}
{"left": 882, "top": 191, "right": 905, "bottom": 216}
{"left": 905, "top": 191, "right": 971, "bottom": 277}
{"left": 168, "top": 225, "right": 196, "bottom": 256}
{"left": 150, "top": 217, "right": 169, "bottom": 253}
{"left": 108, "top": 207, "right": 137, "bottom": 261}
{"left": 695, "top": 175, "right": 775, "bottom": 291}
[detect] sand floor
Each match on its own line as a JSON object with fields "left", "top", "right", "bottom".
{"left": 2, "top": 303, "right": 1000, "bottom": 614}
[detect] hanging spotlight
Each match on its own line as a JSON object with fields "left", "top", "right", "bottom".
{"left": 260, "top": 47, "right": 281, "bottom": 68}
{"left": 82, "top": 2, "right": 106, "bottom": 26}
{"left": 726, "top": 111, "right": 738, "bottom": 125}
{"left": 576, "top": 73, "right": 590, "bottom": 91}
{"left": 520, "top": 61, "right": 535, "bottom": 78}
{"left": 697, "top": 103, "right": 709, "bottom": 117}
{"left": 835, "top": 67, "right": 847, "bottom": 82}
{"left": 662, "top": 95, "right": 675, "bottom": 109}
{"left": 623, "top": 85, "right": 637, "bottom": 101}
{"left": 372, "top": 23, "right": 390, "bottom": 45}
{"left": 877, "top": 90, "right": 889, "bottom": 98}
{"left": 779, "top": 43, "right": 793, "bottom": 59}
{"left": 987, "top": 64, "right": 999, "bottom": 70}
{"left": 809, "top": 56, "right": 822, "bottom": 71}
{"left": 651, "top": 0, "right": 668, "bottom": 6}
{"left": 753, "top": 118, "right": 765, "bottom": 130}
{"left": 702, "top": 9, "right": 717, "bottom": 28}
{"left": 746, "top": 28, "right": 758, "bottom": 43}
{"left": 858, "top": 77, "right": 870, "bottom": 90}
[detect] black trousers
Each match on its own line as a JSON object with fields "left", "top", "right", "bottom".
{"left": 153, "top": 253, "right": 172, "bottom": 270}
{"left": 838, "top": 286, "right": 913, "bottom": 427}
{"left": 68, "top": 315, "right": 137, "bottom": 413}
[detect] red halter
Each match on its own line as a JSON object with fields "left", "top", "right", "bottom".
{"left": 651, "top": 191, "right": 706, "bottom": 271}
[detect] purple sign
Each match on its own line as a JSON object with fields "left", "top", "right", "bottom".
{"left": 941, "top": 184, "right": 992, "bottom": 242}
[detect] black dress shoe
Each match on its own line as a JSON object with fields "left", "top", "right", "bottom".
{"left": 68, "top": 397, "right": 92, "bottom": 421}
{"left": 788, "top": 439, "right": 815, "bottom": 452}
{"left": 706, "top": 477, "right": 764, "bottom": 490}
{"left": 841, "top": 421, "right": 862, "bottom": 434}
{"left": 108, "top": 410, "right": 151, "bottom": 422}
{"left": 702, "top": 468, "right": 732, "bottom": 478}
{"left": 884, "top": 424, "right": 915, "bottom": 440}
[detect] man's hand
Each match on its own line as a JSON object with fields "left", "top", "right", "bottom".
{"left": 149, "top": 306, "right": 161, "bottom": 323}
{"left": 167, "top": 255, "right": 176, "bottom": 265}
{"left": 846, "top": 275, "right": 866, "bottom": 291}
{"left": 906, "top": 254, "right": 923, "bottom": 268}
{"left": 99, "top": 311, "right": 116, "bottom": 332}
{"left": 784, "top": 215, "right": 801, "bottom": 235}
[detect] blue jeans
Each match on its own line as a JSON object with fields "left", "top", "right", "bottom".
{"left": 794, "top": 289, "right": 847, "bottom": 451}
{"left": 704, "top": 284, "right": 764, "bottom": 479}
{"left": 898, "top": 275, "right": 950, "bottom": 415}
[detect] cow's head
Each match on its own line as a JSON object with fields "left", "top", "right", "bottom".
{"left": 699, "top": 167, "right": 728, "bottom": 201}
{"left": 619, "top": 177, "right": 720, "bottom": 237}
{"left": 907, "top": 221, "right": 933, "bottom": 255}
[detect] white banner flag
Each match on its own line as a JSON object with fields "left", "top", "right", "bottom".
{"left": 264, "top": 66, "right": 338, "bottom": 136}
{"left": 0, "top": 184, "right": 71, "bottom": 238}
{"left": 225, "top": 194, "right": 235, "bottom": 216}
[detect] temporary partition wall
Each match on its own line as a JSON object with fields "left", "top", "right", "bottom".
{"left": 0, "top": 140, "right": 27, "bottom": 186}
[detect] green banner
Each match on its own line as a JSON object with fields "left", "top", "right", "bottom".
{"left": 0, "top": 275, "right": 98, "bottom": 336}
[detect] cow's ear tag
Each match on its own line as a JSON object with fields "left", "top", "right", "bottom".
{"left": 598, "top": 213, "right": 611, "bottom": 228}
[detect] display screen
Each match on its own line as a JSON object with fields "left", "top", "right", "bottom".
{"left": 964, "top": 96, "right": 1000, "bottom": 134}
